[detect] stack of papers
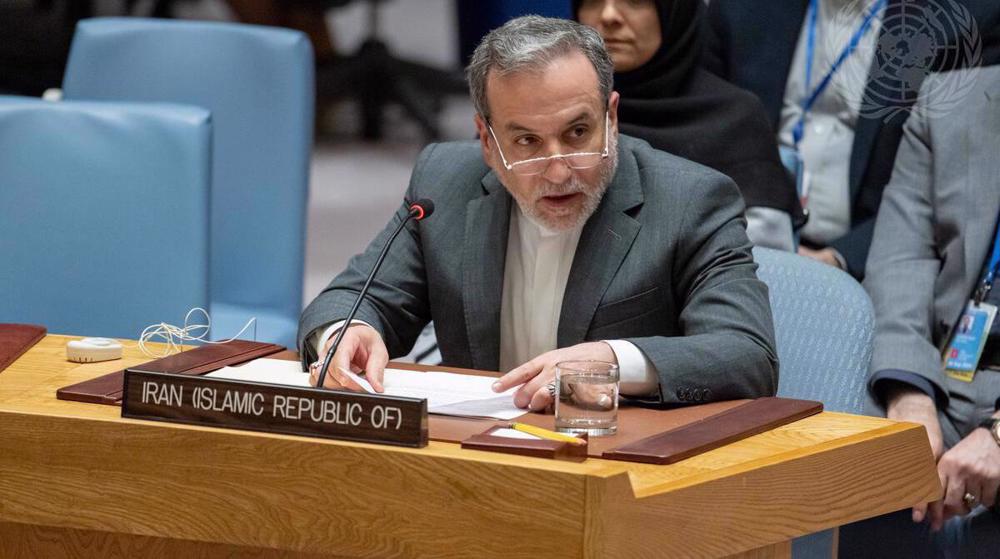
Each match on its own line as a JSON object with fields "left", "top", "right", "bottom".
{"left": 206, "top": 359, "right": 526, "bottom": 420}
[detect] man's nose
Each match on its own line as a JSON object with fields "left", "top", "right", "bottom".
{"left": 540, "top": 156, "right": 573, "bottom": 185}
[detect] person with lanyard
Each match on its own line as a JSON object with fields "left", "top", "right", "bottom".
{"left": 838, "top": 65, "right": 1000, "bottom": 558}
{"left": 702, "top": 0, "right": 997, "bottom": 279}
{"left": 573, "top": 0, "right": 804, "bottom": 251}
{"left": 788, "top": 0, "right": 885, "bottom": 250}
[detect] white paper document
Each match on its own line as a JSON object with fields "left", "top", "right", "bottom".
{"left": 208, "top": 358, "right": 312, "bottom": 387}
{"left": 489, "top": 428, "right": 541, "bottom": 440}
{"left": 206, "top": 359, "right": 526, "bottom": 420}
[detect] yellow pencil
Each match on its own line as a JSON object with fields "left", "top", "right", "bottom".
{"left": 508, "top": 422, "right": 587, "bottom": 446}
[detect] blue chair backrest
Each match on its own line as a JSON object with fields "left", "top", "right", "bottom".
{"left": 753, "top": 247, "right": 875, "bottom": 559}
{"left": 0, "top": 96, "right": 211, "bottom": 339}
{"left": 62, "top": 18, "right": 314, "bottom": 348}
{"left": 753, "top": 247, "right": 874, "bottom": 414}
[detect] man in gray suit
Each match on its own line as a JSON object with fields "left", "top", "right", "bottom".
{"left": 298, "top": 16, "right": 778, "bottom": 409}
{"left": 840, "top": 66, "right": 1000, "bottom": 558}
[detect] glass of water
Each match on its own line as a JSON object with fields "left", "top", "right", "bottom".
{"left": 554, "top": 360, "right": 619, "bottom": 436}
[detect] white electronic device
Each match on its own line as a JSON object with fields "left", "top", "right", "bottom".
{"left": 66, "top": 337, "right": 123, "bottom": 363}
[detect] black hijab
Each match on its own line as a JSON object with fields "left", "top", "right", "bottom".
{"left": 574, "top": 0, "right": 803, "bottom": 222}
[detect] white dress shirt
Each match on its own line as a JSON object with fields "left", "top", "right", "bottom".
{"left": 498, "top": 205, "right": 582, "bottom": 373}
{"left": 778, "top": 0, "right": 883, "bottom": 246}
{"left": 745, "top": 206, "right": 794, "bottom": 252}
{"left": 312, "top": 204, "right": 660, "bottom": 397}
{"left": 498, "top": 205, "right": 658, "bottom": 396}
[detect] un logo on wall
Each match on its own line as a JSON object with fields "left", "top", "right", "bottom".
{"left": 831, "top": 0, "right": 982, "bottom": 121}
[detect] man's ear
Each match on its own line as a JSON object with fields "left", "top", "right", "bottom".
{"left": 474, "top": 113, "right": 491, "bottom": 161}
{"left": 608, "top": 91, "right": 620, "bottom": 135}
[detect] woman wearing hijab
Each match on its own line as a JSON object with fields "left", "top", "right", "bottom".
{"left": 575, "top": 0, "right": 803, "bottom": 251}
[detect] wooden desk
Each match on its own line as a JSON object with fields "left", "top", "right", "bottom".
{"left": 0, "top": 335, "right": 940, "bottom": 559}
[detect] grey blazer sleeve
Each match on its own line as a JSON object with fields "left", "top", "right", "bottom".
{"left": 862, "top": 103, "right": 949, "bottom": 403}
{"left": 296, "top": 147, "right": 436, "bottom": 366}
{"left": 628, "top": 174, "right": 779, "bottom": 403}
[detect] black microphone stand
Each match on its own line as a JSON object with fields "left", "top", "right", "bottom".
{"left": 314, "top": 202, "right": 429, "bottom": 388}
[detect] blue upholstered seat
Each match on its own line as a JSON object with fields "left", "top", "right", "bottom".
{"left": 63, "top": 18, "right": 314, "bottom": 348}
{"left": 0, "top": 96, "right": 211, "bottom": 339}
{"left": 754, "top": 247, "right": 875, "bottom": 558}
{"left": 754, "top": 247, "right": 874, "bottom": 413}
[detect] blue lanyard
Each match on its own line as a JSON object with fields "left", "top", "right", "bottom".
{"left": 975, "top": 223, "right": 1000, "bottom": 305}
{"left": 792, "top": 0, "right": 887, "bottom": 146}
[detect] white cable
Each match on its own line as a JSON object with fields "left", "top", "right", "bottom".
{"left": 135, "top": 307, "right": 257, "bottom": 358}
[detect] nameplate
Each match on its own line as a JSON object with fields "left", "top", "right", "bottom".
{"left": 121, "top": 369, "right": 428, "bottom": 447}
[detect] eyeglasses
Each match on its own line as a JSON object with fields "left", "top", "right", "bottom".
{"left": 487, "top": 111, "right": 610, "bottom": 176}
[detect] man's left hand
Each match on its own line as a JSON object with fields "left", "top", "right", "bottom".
{"left": 925, "top": 425, "right": 1000, "bottom": 531}
{"left": 492, "top": 342, "right": 617, "bottom": 411}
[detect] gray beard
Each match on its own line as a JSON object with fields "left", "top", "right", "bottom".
{"left": 512, "top": 134, "right": 619, "bottom": 233}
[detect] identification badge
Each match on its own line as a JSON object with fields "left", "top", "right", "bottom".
{"left": 944, "top": 301, "right": 998, "bottom": 382}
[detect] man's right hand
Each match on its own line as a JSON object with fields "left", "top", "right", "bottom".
{"left": 885, "top": 385, "right": 944, "bottom": 524}
{"left": 309, "top": 324, "right": 388, "bottom": 392}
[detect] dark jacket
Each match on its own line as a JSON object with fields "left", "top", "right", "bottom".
{"left": 573, "top": 0, "right": 802, "bottom": 224}
{"left": 299, "top": 136, "right": 779, "bottom": 404}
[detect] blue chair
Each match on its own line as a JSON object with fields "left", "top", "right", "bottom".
{"left": 0, "top": 96, "right": 211, "bottom": 339}
{"left": 753, "top": 247, "right": 875, "bottom": 559}
{"left": 62, "top": 18, "right": 314, "bottom": 348}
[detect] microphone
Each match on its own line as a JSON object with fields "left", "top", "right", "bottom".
{"left": 314, "top": 198, "right": 435, "bottom": 389}
{"left": 409, "top": 198, "right": 434, "bottom": 221}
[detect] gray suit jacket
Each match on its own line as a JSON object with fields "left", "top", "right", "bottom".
{"left": 299, "top": 135, "right": 778, "bottom": 405}
{"left": 864, "top": 66, "right": 1000, "bottom": 410}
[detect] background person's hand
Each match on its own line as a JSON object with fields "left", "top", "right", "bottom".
{"left": 797, "top": 246, "right": 844, "bottom": 269}
{"left": 492, "top": 342, "right": 617, "bottom": 412}
{"left": 925, "top": 424, "right": 1000, "bottom": 531}
{"left": 887, "top": 387, "right": 945, "bottom": 459}
{"left": 886, "top": 385, "right": 946, "bottom": 525}
{"left": 309, "top": 324, "right": 388, "bottom": 392}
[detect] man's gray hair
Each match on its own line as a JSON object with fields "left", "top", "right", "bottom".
{"left": 466, "top": 15, "right": 614, "bottom": 122}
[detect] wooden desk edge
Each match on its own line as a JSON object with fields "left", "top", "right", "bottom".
{"left": 584, "top": 421, "right": 939, "bottom": 558}
{"left": 0, "top": 336, "right": 942, "bottom": 558}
